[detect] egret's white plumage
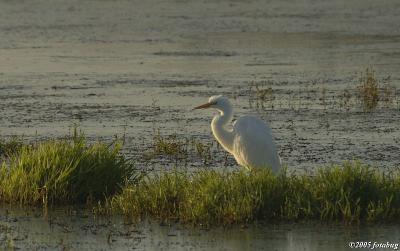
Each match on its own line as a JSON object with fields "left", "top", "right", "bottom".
{"left": 194, "top": 95, "right": 281, "bottom": 172}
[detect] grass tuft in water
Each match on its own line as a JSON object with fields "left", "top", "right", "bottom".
{"left": 0, "top": 130, "right": 135, "bottom": 206}
{"left": 0, "top": 136, "right": 24, "bottom": 157}
{"left": 100, "top": 162, "right": 400, "bottom": 225}
{"left": 357, "top": 67, "right": 379, "bottom": 111}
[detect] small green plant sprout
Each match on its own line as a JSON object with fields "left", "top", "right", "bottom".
{"left": 143, "top": 131, "right": 218, "bottom": 167}
{"left": 357, "top": 67, "right": 379, "bottom": 112}
{"left": 191, "top": 138, "right": 213, "bottom": 165}
{"left": 319, "top": 86, "right": 327, "bottom": 111}
{"left": 249, "top": 81, "right": 275, "bottom": 110}
{"left": 149, "top": 131, "right": 188, "bottom": 163}
{"left": 340, "top": 88, "right": 352, "bottom": 112}
{"left": 381, "top": 83, "right": 395, "bottom": 108}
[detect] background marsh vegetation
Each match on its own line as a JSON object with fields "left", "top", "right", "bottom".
{"left": 248, "top": 67, "right": 398, "bottom": 113}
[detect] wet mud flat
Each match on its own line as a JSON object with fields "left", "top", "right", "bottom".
{"left": 1, "top": 207, "right": 399, "bottom": 251}
{"left": 1, "top": 73, "right": 400, "bottom": 172}
{"left": 1, "top": 0, "right": 400, "bottom": 250}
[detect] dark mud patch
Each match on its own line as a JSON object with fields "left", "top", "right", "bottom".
{"left": 154, "top": 50, "right": 237, "bottom": 57}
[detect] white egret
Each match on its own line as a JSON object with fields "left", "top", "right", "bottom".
{"left": 194, "top": 95, "right": 281, "bottom": 172}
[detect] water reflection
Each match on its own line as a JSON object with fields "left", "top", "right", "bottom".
{"left": 1, "top": 207, "right": 399, "bottom": 250}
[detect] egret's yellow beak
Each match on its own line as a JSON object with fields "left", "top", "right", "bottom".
{"left": 193, "top": 102, "right": 212, "bottom": 110}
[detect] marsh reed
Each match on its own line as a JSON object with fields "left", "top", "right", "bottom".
{"left": 99, "top": 162, "right": 400, "bottom": 225}
{"left": 0, "top": 130, "right": 135, "bottom": 205}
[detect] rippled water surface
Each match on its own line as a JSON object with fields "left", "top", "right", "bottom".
{"left": 1, "top": 207, "right": 400, "bottom": 251}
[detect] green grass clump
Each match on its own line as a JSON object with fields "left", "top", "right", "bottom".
{"left": 101, "top": 162, "right": 400, "bottom": 225}
{"left": 0, "top": 136, "right": 24, "bottom": 157}
{"left": 0, "top": 131, "right": 135, "bottom": 206}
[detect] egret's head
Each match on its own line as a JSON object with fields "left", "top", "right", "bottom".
{"left": 193, "top": 95, "right": 231, "bottom": 111}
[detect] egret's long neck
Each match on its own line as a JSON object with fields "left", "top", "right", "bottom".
{"left": 211, "top": 104, "right": 235, "bottom": 153}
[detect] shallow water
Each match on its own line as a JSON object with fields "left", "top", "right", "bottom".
{"left": 1, "top": 207, "right": 399, "bottom": 251}
{"left": 1, "top": 0, "right": 400, "bottom": 172}
{"left": 1, "top": 0, "right": 400, "bottom": 249}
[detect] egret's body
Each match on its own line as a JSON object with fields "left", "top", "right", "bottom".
{"left": 194, "top": 95, "right": 281, "bottom": 172}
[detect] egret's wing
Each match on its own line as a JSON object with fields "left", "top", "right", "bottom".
{"left": 232, "top": 115, "right": 280, "bottom": 171}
